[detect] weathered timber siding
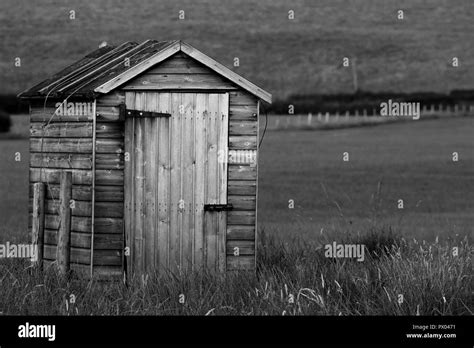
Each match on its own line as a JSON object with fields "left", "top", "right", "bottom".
{"left": 227, "top": 90, "right": 258, "bottom": 271}
{"left": 94, "top": 91, "right": 125, "bottom": 273}
{"left": 122, "top": 53, "right": 238, "bottom": 91}
{"left": 29, "top": 101, "right": 99, "bottom": 272}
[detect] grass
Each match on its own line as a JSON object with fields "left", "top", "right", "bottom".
{"left": 0, "top": 229, "right": 471, "bottom": 315}
{"left": 258, "top": 117, "right": 474, "bottom": 242}
{"left": 1, "top": 0, "right": 474, "bottom": 100}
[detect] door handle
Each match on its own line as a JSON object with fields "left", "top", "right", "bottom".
{"left": 204, "top": 204, "right": 233, "bottom": 212}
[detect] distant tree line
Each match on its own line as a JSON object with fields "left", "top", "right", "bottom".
{"left": 0, "top": 95, "right": 29, "bottom": 114}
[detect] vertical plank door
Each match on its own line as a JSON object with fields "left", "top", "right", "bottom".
{"left": 124, "top": 92, "right": 228, "bottom": 275}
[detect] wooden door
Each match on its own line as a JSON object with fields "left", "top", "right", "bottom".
{"left": 124, "top": 92, "right": 229, "bottom": 275}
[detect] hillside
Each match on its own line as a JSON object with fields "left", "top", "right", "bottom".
{"left": 1, "top": 0, "right": 474, "bottom": 100}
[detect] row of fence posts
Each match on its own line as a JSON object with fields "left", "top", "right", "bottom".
{"left": 32, "top": 171, "right": 72, "bottom": 276}
{"left": 270, "top": 103, "right": 474, "bottom": 129}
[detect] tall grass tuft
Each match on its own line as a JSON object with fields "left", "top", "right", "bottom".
{"left": 0, "top": 229, "right": 471, "bottom": 315}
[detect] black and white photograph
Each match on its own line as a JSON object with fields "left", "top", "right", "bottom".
{"left": 0, "top": 0, "right": 472, "bottom": 346}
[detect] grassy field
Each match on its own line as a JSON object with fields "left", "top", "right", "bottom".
{"left": 258, "top": 116, "right": 474, "bottom": 242}
{"left": 0, "top": 117, "right": 472, "bottom": 315}
{"left": 1, "top": 0, "right": 474, "bottom": 100}
{"left": 0, "top": 232, "right": 471, "bottom": 315}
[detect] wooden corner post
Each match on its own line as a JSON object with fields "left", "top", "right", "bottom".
{"left": 57, "top": 171, "right": 72, "bottom": 275}
{"left": 32, "top": 182, "right": 45, "bottom": 268}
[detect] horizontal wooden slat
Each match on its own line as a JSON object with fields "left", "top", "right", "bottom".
{"left": 227, "top": 211, "right": 256, "bottom": 225}
{"left": 30, "top": 184, "right": 90, "bottom": 200}
{"left": 96, "top": 202, "right": 123, "bottom": 218}
{"left": 122, "top": 73, "right": 237, "bottom": 90}
{"left": 47, "top": 184, "right": 91, "bottom": 200}
{"left": 228, "top": 180, "right": 257, "bottom": 196}
{"left": 148, "top": 56, "right": 210, "bottom": 74}
{"left": 96, "top": 170, "right": 123, "bottom": 186}
{"left": 226, "top": 240, "right": 255, "bottom": 255}
{"left": 30, "top": 138, "right": 92, "bottom": 153}
{"left": 44, "top": 214, "right": 123, "bottom": 234}
{"left": 96, "top": 122, "right": 124, "bottom": 138}
{"left": 30, "top": 122, "right": 92, "bottom": 138}
{"left": 228, "top": 165, "right": 257, "bottom": 181}
{"left": 229, "top": 136, "right": 257, "bottom": 150}
{"left": 44, "top": 229, "right": 122, "bottom": 249}
{"left": 96, "top": 153, "right": 124, "bottom": 170}
{"left": 43, "top": 245, "right": 122, "bottom": 266}
{"left": 30, "top": 108, "right": 93, "bottom": 122}
{"left": 229, "top": 121, "right": 257, "bottom": 136}
{"left": 94, "top": 217, "right": 124, "bottom": 233}
{"left": 227, "top": 225, "right": 255, "bottom": 240}
{"left": 96, "top": 139, "right": 123, "bottom": 154}
{"left": 30, "top": 168, "right": 92, "bottom": 185}
{"left": 32, "top": 184, "right": 123, "bottom": 202}
{"left": 96, "top": 91, "right": 125, "bottom": 106}
{"left": 30, "top": 153, "right": 92, "bottom": 169}
{"left": 226, "top": 256, "right": 255, "bottom": 270}
{"left": 95, "top": 185, "right": 124, "bottom": 201}
{"left": 95, "top": 106, "right": 123, "bottom": 122}
{"left": 45, "top": 199, "right": 123, "bottom": 217}
{"left": 229, "top": 106, "right": 258, "bottom": 120}
{"left": 229, "top": 91, "right": 258, "bottom": 106}
{"left": 45, "top": 198, "right": 89, "bottom": 216}
{"left": 228, "top": 195, "right": 256, "bottom": 210}
{"left": 43, "top": 260, "right": 123, "bottom": 278}
{"left": 228, "top": 149, "right": 256, "bottom": 165}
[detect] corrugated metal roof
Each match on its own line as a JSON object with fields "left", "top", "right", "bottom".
{"left": 18, "top": 40, "right": 177, "bottom": 99}
{"left": 18, "top": 40, "right": 272, "bottom": 104}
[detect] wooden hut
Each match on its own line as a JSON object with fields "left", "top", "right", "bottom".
{"left": 19, "top": 40, "right": 272, "bottom": 277}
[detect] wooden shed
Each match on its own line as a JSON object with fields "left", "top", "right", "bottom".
{"left": 19, "top": 40, "right": 272, "bottom": 277}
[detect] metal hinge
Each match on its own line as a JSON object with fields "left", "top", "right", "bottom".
{"left": 204, "top": 204, "right": 233, "bottom": 212}
{"left": 125, "top": 108, "right": 171, "bottom": 118}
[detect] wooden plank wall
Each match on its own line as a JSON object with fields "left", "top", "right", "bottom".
{"left": 94, "top": 91, "right": 126, "bottom": 275}
{"left": 29, "top": 100, "right": 121, "bottom": 277}
{"left": 227, "top": 91, "right": 258, "bottom": 271}
{"left": 122, "top": 53, "right": 238, "bottom": 91}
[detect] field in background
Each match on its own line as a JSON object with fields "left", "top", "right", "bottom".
{"left": 0, "top": 115, "right": 28, "bottom": 243}
{"left": 257, "top": 117, "right": 474, "bottom": 242}
{"left": 1, "top": 0, "right": 474, "bottom": 100}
